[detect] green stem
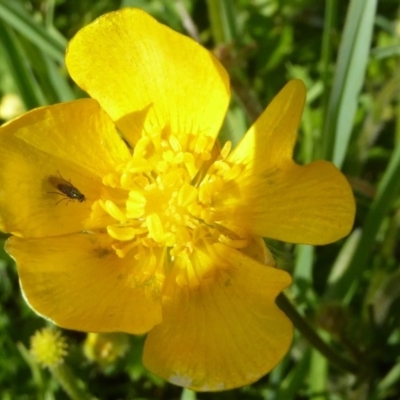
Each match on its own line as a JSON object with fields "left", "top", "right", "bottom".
{"left": 51, "top": 364, "right": 92, "bottom": 400}
{"left": 276, "top": 293, "right": 359, "bottom": 375}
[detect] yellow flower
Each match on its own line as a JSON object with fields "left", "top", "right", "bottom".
{"left": 0, "top": 8, "right": 355, "bottom": 391}
{"left": 30, "top": 327, "right": 68, "bottom": 369}
{"left": 84, "top": 332, "right": 129, "bottom": 367}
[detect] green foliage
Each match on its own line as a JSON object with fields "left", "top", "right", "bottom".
{"left": 1, "top": 0, "right": 400, "bottom": 398}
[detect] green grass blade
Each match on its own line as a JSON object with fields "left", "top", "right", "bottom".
{"left": 20, "top": 38, "right": 75, "bottom": 103}
{"left": 321, "top": 0, "right": 377, "bottom": 167}
{"left": 309, "top": 348, "right": 328, "bottom": 397}
{"left": 294, "top": 244, "right": 314, "bottom": 282}
{"left": 318, "top": 0, "right": 337, "bottom": 159}
{"left": 206, "top": 0, "right": 238, "bottom": 44}
{"left": 0, "top": 0, "right": 66, "bottom": 63}
{"left": 292, "top": 244, "right": 315, "bottom": 300}
{"left": 41, "top": 54, "right": 75, "bottom": 103}
{"left": 275, "top": 350, "right": 311, "bottom": 400}
{"left": 377, "top": 361, "right": 400, "bottom": 397}
{"left": 326, "top": 141, "right": 400, "bottom": 302}
{"left": 371, "top": 45, "right": 400, "bottom": 60}
{"left": 327, "top": 228, "right": 361, "bottom": 287}
{"left": 180, "top": 388, "right": 197, "bottom": 400}
{"left": 0, "top": 22, "right": 45, "bottom": 109}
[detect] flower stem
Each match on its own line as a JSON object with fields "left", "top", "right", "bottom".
{"left": 51, "top": 364, "right": 92, "bottom": 400}
{"left": 276, "top": 293, "right": 359, "bottom": 375}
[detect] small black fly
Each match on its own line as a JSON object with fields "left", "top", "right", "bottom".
{"left": 48, "top": 171, "right": 86, "bottom": 205}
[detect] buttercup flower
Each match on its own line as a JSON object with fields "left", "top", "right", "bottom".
{"left": 0, "top": 8, "right": 355, "bottom": 391}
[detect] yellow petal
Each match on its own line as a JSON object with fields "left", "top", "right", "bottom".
{"left": 66, "top": 8, "right": 230, "bottom": 154}
{"left": 0, "top": 99, "right": 130, "bottom": 237}
{"left": 240, "top": 235, "right": 276, "bottom": 266}
{"left": 228, "top": 79, "right": 305, "bottom": 168}
{"left": 143, "top": 243, "right": 292, "bottom": 391}
{"left": 7, "top": 233, "right": 163, "bottom": 334}
{"left": 217, "top": 79, "right": 355, "bottom": 245}
{"left": 215, "top": 160, "right": 355, "bottom": 245}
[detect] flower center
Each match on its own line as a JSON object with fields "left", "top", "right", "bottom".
{"left": 90, "top": 130, "right": 247, "bottom": 287}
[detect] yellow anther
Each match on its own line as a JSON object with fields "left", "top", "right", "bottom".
{"left": 178, "top": 183, "right": 197, "bottom": 207}
{"left": 160, "top": 139, "right": 169, "bottom": 149}
{"left": 201, "top": 208, "right": 217, "bottom": 225}
{"left": 133, "top": 137, "right": 151, "bottom": 158}
{"left": 198, "top": 175, "right": 224, "bottom": 204}
{"left": 128, "top": 158, "right": 152, "bottom": 173}
{"left": 162, "top": 150, "right": 175, "bottom": 163}
{"left": 220, "top": 141, "right": 232, "bottom": 159}
{"left": 182, "top": 161, "right": 196, "bottom": 180}
{"left": 132, "top": 175, "right": 150, "bottom": 187}
{"left": 156, "top": 160, "right": 168, "bottom": 173}
{"left": 107, "top": 225, "right": 137, "bottom": 241}
{"left": 214, "top": 160, "right": 230, "bottom": 173}
{"left": 146, "top": 214, "right": 165, "bottom": 243}
{"left": 183, "top": 152, "right": 195, "bottom": 166}
{"left": 104, "top": 200, "right": 126, "bottom": 222}
{"left": 169, "top": 135, "right": 182, "bottom": 152}
{"left": 223, "top": 163, "right": 243, "bottom": 180}
{"left": 218, "top": 234, "right": 249, "bottom": 249}
{"left": 162, "top": 170, "right": 183, "bottom": 187}
{"left": 103, "top": 173, "right": 120, "bottom": 188}
{"left": 126, "top": 191, "right": 146, "bottom": 218}
{"left": 175, "top": 152, "right": 185, "bottom": 164}
{"left": 120, "top": 172, "right": 132, "bottom": 189}
{"left": 187, "top": 203, "right": 202, "bottom": 218}
{"left": 174, "top": 226, "right": 192, "bottom": 245}
{"left": 192, "top": 224, "right": 212, "bottom": 243}
{"left": 113, "top": 240, "right": 138, "bottom": 258}
{"left": 164, "top": 232, "right": 177, "bottom": 247}
{"left": 194, "top": 134, "right": 210, "bottom": 154}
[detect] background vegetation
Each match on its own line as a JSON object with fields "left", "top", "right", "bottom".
{"left": 0, "top": 0, "right": 399, "bottom": 399}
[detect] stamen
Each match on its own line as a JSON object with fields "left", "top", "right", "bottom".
{"left": 103, "top": 173, "right": 120, "bottom": 188}
{"left": 178, "top": 183, "right": 197, "bottom": 207}
{"left": 169, "top": 135, "right": 182, "bottom": 152}
{"left": 194, "top": 135, "right": 211, "bottom": 155}
{"left": 219, "top": 234, "right": 249, "bottom": 249}
{"left": 126, "top": 191, "right": 146, "bottom": 218}
{"left": 103, "top": 200, "right": 126, "bottom": 222}
{"left": 107, "top": 225, "right": 137, "bottom": 241}
{"left": 220, "top": 141, "right": 232, "bottom": 159}
{"left": 93, "top": 130, "right": 250, "bottom": 288}
{"left": 146, "top": 214, "right": 165, "bottom": 243}
{"left": 113, "top": 240, "right": 139, "bottom": 258}
{"left": 133, "top": 137, "right": 151, "bottom": 158}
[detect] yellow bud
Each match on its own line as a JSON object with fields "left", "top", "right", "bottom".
{"left": 30, "top": 327, "right": 68, "bottom": 369}
{"left": 83, "top": 333, "right": 129, "bottom": 367}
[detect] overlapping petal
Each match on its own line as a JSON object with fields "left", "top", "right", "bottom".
{"left": 214, "top": 80, "right": 355, "bottom": 245}
{"left": 143, "top": 244, "right": 292, "bottom": 391}
{"left": 0, "top": 99, "right": 130, "bottom": 237}
{"left": 228, "top": 80, "right": 305, "bottom": 168}
{"left": 7, "top": 233, "right": 164, "bottom": 334}
{"left": 66, "top": 8, "right": 230, "bottom": 164}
